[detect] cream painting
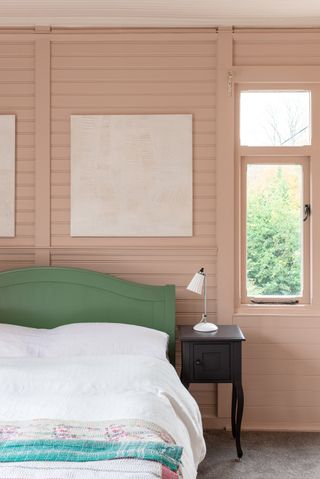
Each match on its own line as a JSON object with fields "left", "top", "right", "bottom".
{"left": 0, "top": 115, "right": 15, "bottom": 237}
{"left": 71, "top": 115, "right": 192, "bottom": 236}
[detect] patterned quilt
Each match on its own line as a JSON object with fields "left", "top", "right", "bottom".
{"left": 0, "top": 419, "right": 183, "bottom": 479}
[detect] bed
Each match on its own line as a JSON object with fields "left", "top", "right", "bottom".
{"left": 0, "top": 267, "right": 205, "bottom": 479}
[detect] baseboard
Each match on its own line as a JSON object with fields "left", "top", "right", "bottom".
{"left": 202, "top": 415, "right": 320, "bottom": 432}
{"left": 242, "top": 423, "right": 320, "bottom": 432}
{"left": 202, "top": 415, "right": 229, "bottom": 429}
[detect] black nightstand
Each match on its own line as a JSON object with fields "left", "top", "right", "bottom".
{"left": 179, "top": 325, "right": 245, "bottom": 458}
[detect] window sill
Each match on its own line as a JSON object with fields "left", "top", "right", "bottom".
{"left": 235, "top": 303, "right": 314, "bottom": 316}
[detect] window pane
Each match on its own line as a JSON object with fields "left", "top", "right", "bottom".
{"left": 240, "top": 91, "right": 311, "bottom": 146}
{"left": 246, "top": 164, "right": 303, "bottom": 297}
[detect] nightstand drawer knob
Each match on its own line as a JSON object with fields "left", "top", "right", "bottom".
{"left": 195, "top": 359, "right": 202, "bottom": 366}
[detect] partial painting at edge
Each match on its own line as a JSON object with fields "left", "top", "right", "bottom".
{"left": 0, "top": 115, "right": 15, "bottom": 237}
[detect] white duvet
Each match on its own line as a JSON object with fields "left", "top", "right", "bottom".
{"left": 0, "top": 355, "right": 206, "bottom": 479}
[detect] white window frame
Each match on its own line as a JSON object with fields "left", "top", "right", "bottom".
{"left": 240, "top": 155, "right": 310, "bottom": 305}
{"left": 235, "top": 84, "right": 314, "bottom": 312}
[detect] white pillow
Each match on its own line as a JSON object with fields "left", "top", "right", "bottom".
{"left": 0, "top": 323, "right": 44, "bottom": 357}
{"left": 0, "top": 323, "right": 169, "bottom": 361}
{"left": 43, "top": 323, "right": 169, "bottom": 360}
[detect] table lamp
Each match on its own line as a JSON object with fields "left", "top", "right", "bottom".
{"left": 187, "top": 267, "right": 218, "bottom": 332}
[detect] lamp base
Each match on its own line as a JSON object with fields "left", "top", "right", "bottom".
{"left": 193, "top": 322, "right": 218, "bottom": 333}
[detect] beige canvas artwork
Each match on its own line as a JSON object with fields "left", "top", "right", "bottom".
{"left": 71, "top": 115, "right": 192, "bottom": 236}
{"left": 0, "top": 115, "right": 15, "bottom": 237}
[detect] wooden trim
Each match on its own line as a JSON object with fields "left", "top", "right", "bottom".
{"left": 309, "top": 86, "right": 320, "bottom": 310}
{"left": 34, "top": 248, "right": 50, "bottom": 265}
{"left": 244, "top": 424, "right": 320, "bottom": 432}
{"left": 216, "top": 29, "right": 234, "bottom": 323}
{"left": 216, "top": 27, "right": 234, "bottom": 418}
{"left": 239, "top": 146, "right": 312, "bottom": 156}
{"left": 34, "top": 38, "right": 51, "bottom": 264}
{"left": 0, "top": 29, "right": 218, "bottom": 43}
{"left": 206, "top": 421, "right": 320, "bottom": 432}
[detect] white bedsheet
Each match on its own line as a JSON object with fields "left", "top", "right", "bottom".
{"left": 0, "top": 355, "right": 206, "bottom": 479}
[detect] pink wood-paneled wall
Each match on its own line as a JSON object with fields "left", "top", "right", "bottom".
{"left": 0, "top": 28, "right": 217, "bottom": 423}
{"left": 1, "top": 27, "right": 320, "bottom": 431}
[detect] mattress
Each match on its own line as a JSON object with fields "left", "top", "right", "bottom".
{"left": 0, "top": 354, "right": 206, "bottom": 479}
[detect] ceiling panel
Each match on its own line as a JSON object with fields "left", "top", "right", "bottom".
{"left": 0, "top": 0, "right": 320, "bottom": 28}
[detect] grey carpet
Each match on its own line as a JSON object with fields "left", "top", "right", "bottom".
{"left": 197, "top": 430, "right": 320, "bottom": 479}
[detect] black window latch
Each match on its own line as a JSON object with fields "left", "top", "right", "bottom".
{"left": 303, "top": 204, "right": 311, "bottom": 222}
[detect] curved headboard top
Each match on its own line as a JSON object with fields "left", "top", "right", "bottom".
{"left": 0, "top": 267, "right": 176, "bottom": 363}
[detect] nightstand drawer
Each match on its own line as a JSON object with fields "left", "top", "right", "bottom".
{"left": 193, "top": 343, "right": 231, "bottom": 381}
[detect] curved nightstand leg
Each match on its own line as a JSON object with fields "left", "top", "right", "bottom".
{"left": 231, "top": 383, "right": 237, "bottom": 439}
{"left": 235, "top": 381, "right": 244, "bottom": 458}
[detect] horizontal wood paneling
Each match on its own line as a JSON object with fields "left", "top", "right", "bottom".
{"left": 234, "top": 31, "right": 320, "bottom": 66}
{"left": 51, "top": 42, "right": 216, "bottom": 57}
{"left": 50, "top": 31, "right": 218, "bottom": 44}
{"left": 51, "top": 29, "right": 217, "bottom": 421}
{"left": 0, "top": 249, "right": 35, "bottom": 270}
{"left": 52, "top": 69, "right": 216, "bottom": 83}
{"left": 50, "top": 31, "right": 216, "bottom": 256}
{"left": 0, "top": 41, "right": 34, "bottom": 247}
{"left": 236, "top": 314, "right": 320, "bottom": 429}
{"left": 244, "top": 406, "right": 320, "bottom": 427}
{"left": 52, "top": 82, "right": 215, "bottom": 96}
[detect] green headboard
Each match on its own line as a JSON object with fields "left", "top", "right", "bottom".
{"left": 0, "top": 267, "right": 176, "bottom": 363}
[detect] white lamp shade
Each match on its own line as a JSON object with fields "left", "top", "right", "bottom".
{"left": 187, "top": 271, "right": 205, "bottom": 295}
{"left": 186, "top": 267, "right": 218, "bottom": 333}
